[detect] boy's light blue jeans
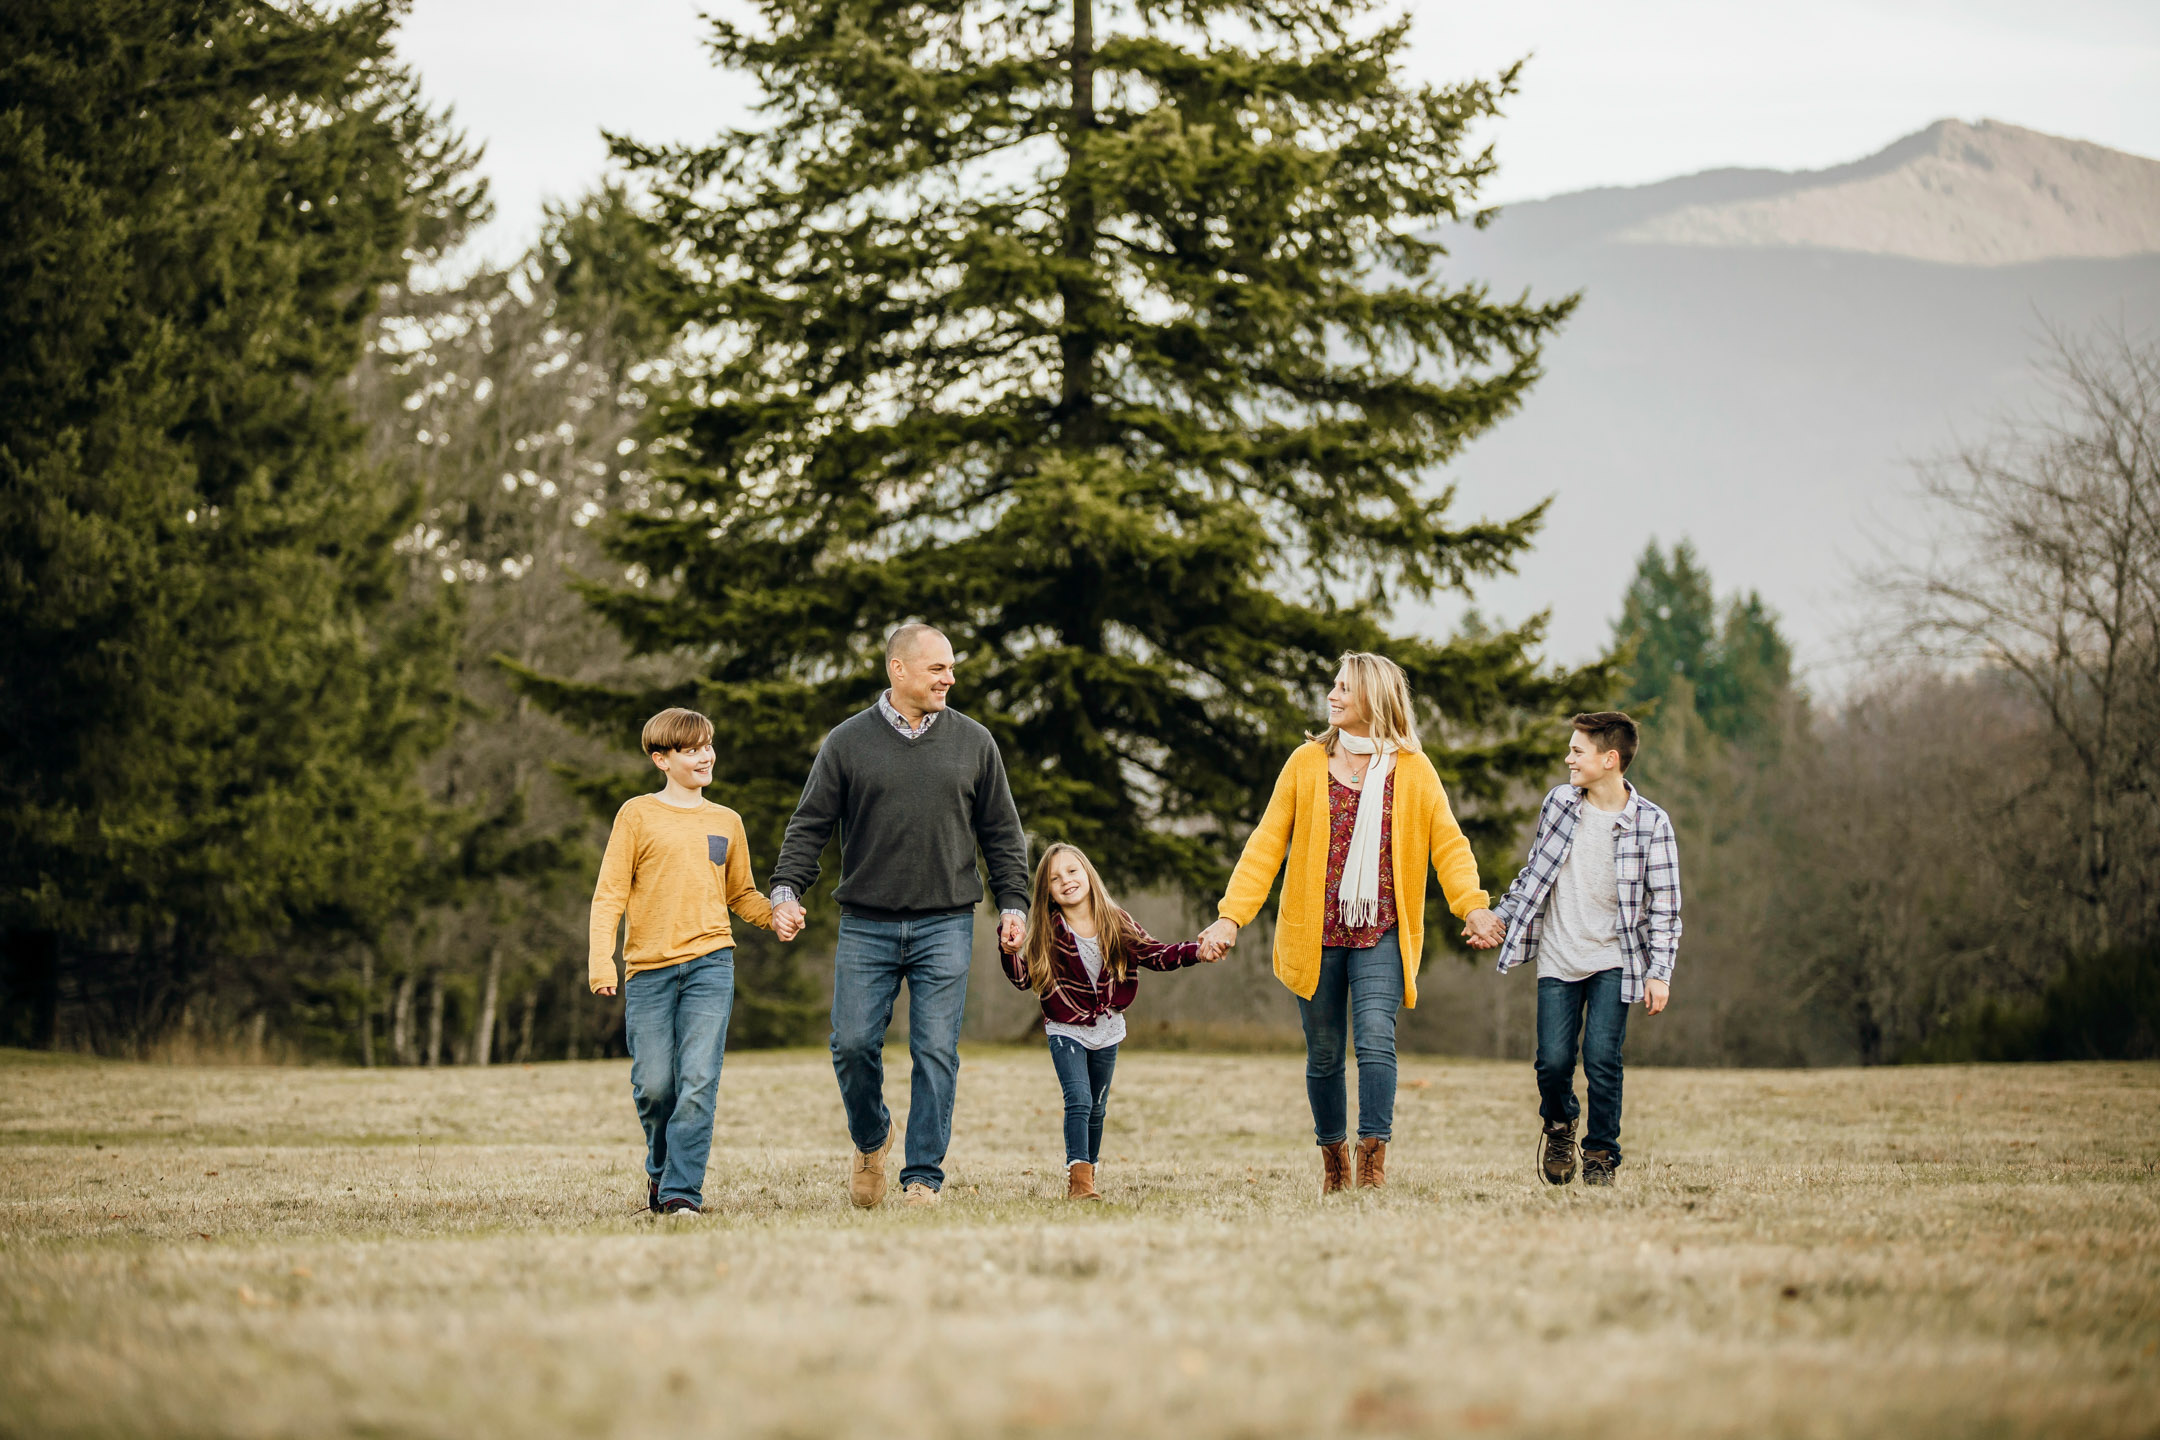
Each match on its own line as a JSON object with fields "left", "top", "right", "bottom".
{"left": 1296, "top": 929, "right": 1405, "bottom": 1145}
{"left": 625, "top": 949, "right": 735, "bottom": 1208}
{"left": 829, "top": 910, "right": 974, "bottom": 1192}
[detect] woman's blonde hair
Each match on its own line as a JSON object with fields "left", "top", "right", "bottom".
{"left": 1018, "top": 843, "right": 1137, "bottom": 995}
{"left": 1308, "top": 651, "right": 1423, "bottom": 755}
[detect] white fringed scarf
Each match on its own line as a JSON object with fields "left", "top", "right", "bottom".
{"left": 1334, "top": 733, "right": 1395, "bottom": 928}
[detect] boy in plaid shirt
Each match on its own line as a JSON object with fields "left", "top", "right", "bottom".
{"left": 1488, "top": 712, "right": 1681, "bottom": 1186}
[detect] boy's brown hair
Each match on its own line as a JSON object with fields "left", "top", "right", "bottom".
{"left": 1572, "top": 711, "right": 1640, "bottom": 772}
{"left": 641, "top": 707, "right": 714, "bottom": 756}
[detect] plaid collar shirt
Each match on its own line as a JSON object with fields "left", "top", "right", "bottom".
{"left": 1491, "top": 782, "right": 1683, "bottom": 1005}
{"left": 877, "top": 690, "right": 938, "bottom": 739}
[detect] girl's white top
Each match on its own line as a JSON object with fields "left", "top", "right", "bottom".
{"left": 1043, "top": 933, "right": 1127, "bottom": 1050}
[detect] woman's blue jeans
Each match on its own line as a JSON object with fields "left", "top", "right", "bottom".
{"left": 1046, "top": 1036, "right": 1118, "bottom": 1166}
{"left": 624, "top": 950, "right": 735, "bottom": 1208}
{"left": 1296, "top": 928, "right": 1404, "bottom": 1145}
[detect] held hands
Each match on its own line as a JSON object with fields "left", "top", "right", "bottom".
{"left": 772, "top": 898, "right": 806, "bottom": 942}
{"left": 998, "top": 912, "right": 1025, "bottom": 954}
{"left": 1196, "top": 918, "right": 1238, "bottom": 963}
{"left": 1463, "top": 907, "right": 1505, "bottom": 950}
{"left": 1643, "top": 978, "right": 1670, "bottom": 1016}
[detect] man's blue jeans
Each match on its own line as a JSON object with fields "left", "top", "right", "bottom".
{"left": 625, "top": 950, "right": 735, "bottom": 1208}
{"left": 1535, "top": 969, "right": 1629, "bottom": 1159}
{"left": 1296, "top": 928, "right": 1404, "bottom": 1145}
{"left": 829, "top": 910, "right": 974, "bottom": 1191}
{"left": 1046, "top": 1036, "right": 1117, "bottom": 1167}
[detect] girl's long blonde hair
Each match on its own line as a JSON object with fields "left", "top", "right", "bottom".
{"left": 1309, "top": 651, "right": 1424, "bottom": 755}
{"left": 1019, "top": 843, "right": 1136, "bottom": 995}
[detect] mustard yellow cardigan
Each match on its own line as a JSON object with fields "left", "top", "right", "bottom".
{"left": 1217, "top": 742, "right": 1489, "bottom": 1008}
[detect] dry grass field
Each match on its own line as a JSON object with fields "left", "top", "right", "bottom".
{"left": 1, "top": 1045, "right": 2155, "bottom": 1440}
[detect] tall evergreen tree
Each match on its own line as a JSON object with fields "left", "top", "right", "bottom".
{"left": 0, "top": 0, "right": 472, "bottom": 1047}
{"left": 523, "top": 0, "right": 1610, "bottom": 901}
{"left": 1616, "top": 541, "right": 1720, "bottom": 705}
{"left": 1699, "top": 592, "right": 1794, "bottom": 746}
{"left": 1617, "top": 540, "right": 1792, "bottom": 746}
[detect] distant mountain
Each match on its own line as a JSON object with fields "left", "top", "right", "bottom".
{"left": 1411, "top": 120, "right": 2160, "bottom": 673}
{"left": 1619, "top": 121, "right": 2160, "bottom": 265}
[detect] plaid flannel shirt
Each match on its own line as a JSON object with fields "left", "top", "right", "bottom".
{"left": 1492, "top": 782, "right": 1682, "bottom": 1005}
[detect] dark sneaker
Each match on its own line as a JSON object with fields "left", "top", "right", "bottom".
{"left": 648, "top": 1180, "right": 661, "bottom": 1214}
{"left": 659, "top": 1197, "right": 701, "bottom": 1217}
{"left": 1540, "top": 1119, "right": 1578, "bottom": 1186}
{"left": 1581, "top": 1149, "right": 1618, "bottom": 1186}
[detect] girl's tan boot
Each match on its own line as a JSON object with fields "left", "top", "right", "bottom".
{"left": 1067, "top": 1161, "right": 1101, "bottom": 1200}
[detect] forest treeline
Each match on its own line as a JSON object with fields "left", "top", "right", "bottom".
{"left": 3, "top": 0, "right": 2153, "bottom": 1067}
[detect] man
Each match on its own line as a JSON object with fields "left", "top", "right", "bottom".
{"left": 769, "top": 624, "right": 1030, "bottom": 1207}
{"left": 1489, "top": 711, "right": 1681, "bottom": 1188}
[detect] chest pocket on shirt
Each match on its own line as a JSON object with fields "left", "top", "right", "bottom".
{"left": 707, "top": 835, "right": 729, "bottom": 867}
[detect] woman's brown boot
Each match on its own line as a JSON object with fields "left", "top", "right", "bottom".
{"left": 1355, "top": 1137, "right": 1387, "bottom": 1188}
{"left": 1319, "top": 1141, "right": 1352, "bottom": 1195}
{"left": 1067, "top": 1161, "right": 1101, "bottom": 1201}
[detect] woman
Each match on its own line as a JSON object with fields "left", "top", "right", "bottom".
{"left": 1201, "top": 652, "right": 1503, "bottom": 1195}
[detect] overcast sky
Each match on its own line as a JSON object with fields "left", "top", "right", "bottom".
{"left": 397, "top": 0, "right": 2160, "bottom": 263}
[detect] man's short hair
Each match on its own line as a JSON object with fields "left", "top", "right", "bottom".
{"left": 641, "top": 707, "right": 714, "bottom": 755}
{"left": 1572, "top": 711, "right": 1639, "bottom": 772}
{"left": 886, "top": 622, "right": 946, "bottom": 665}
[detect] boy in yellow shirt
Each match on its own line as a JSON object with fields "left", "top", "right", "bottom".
{"left": 590, "top": 708, "right": 778, "bottom": 1216}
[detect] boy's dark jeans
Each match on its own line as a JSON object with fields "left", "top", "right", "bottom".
{"left": 1046, "top": 1036, "right": 1117, "bottom": 1167}
{"left": 1535, "top": 969, "right": 1629, "bottom": 1160}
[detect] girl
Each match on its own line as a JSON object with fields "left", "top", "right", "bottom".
{"left": 1001, "top": 843, "right": 1208, "bottom": 1200}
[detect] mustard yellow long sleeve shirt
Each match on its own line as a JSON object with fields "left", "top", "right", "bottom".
{"left": 1217, "top": 743, "right": 1489, "bottom": 1008}
{"left": 588, "top": 794, "right": 775, "bottom": 993}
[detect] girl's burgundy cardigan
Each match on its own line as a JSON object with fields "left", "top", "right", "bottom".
{"left": 1001, "top": 909, "right": 1202, "bottom": 1026}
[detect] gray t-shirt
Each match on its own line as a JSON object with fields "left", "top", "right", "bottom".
{"left": 1537, "top": 802, "right": 1627, "bottom": 981}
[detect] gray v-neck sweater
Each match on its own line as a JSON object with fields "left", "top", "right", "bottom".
{"left": 770, "top": 705, "right": 1031, "bottom": 918}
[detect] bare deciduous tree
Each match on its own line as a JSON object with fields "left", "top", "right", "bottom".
{"left": 349, "top": 191, "right": 675, "bottom": 1065}
{"left": 1890, "top": 327, "right": 2160, "bottom": 951}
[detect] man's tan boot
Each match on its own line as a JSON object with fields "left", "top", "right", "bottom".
{"left": 1067, "top": 1162, "right": 1101, "bottom": 1201}
{"left": 1355, "top": 1137, "right": 1387, "bottom": 1189}
{"left": 849, "top": 1128, "right": 895, "bottom": 1208}
{"left": 901, "top": 1181, "right": 940, "bottom": 1206}
{"left": 1319, "top": 1140, "right": 1352, "bottom": 1196}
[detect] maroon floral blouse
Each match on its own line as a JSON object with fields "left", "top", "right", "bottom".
{"left": 1323, "top": 771, "right": 1397, "bottom": 948}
